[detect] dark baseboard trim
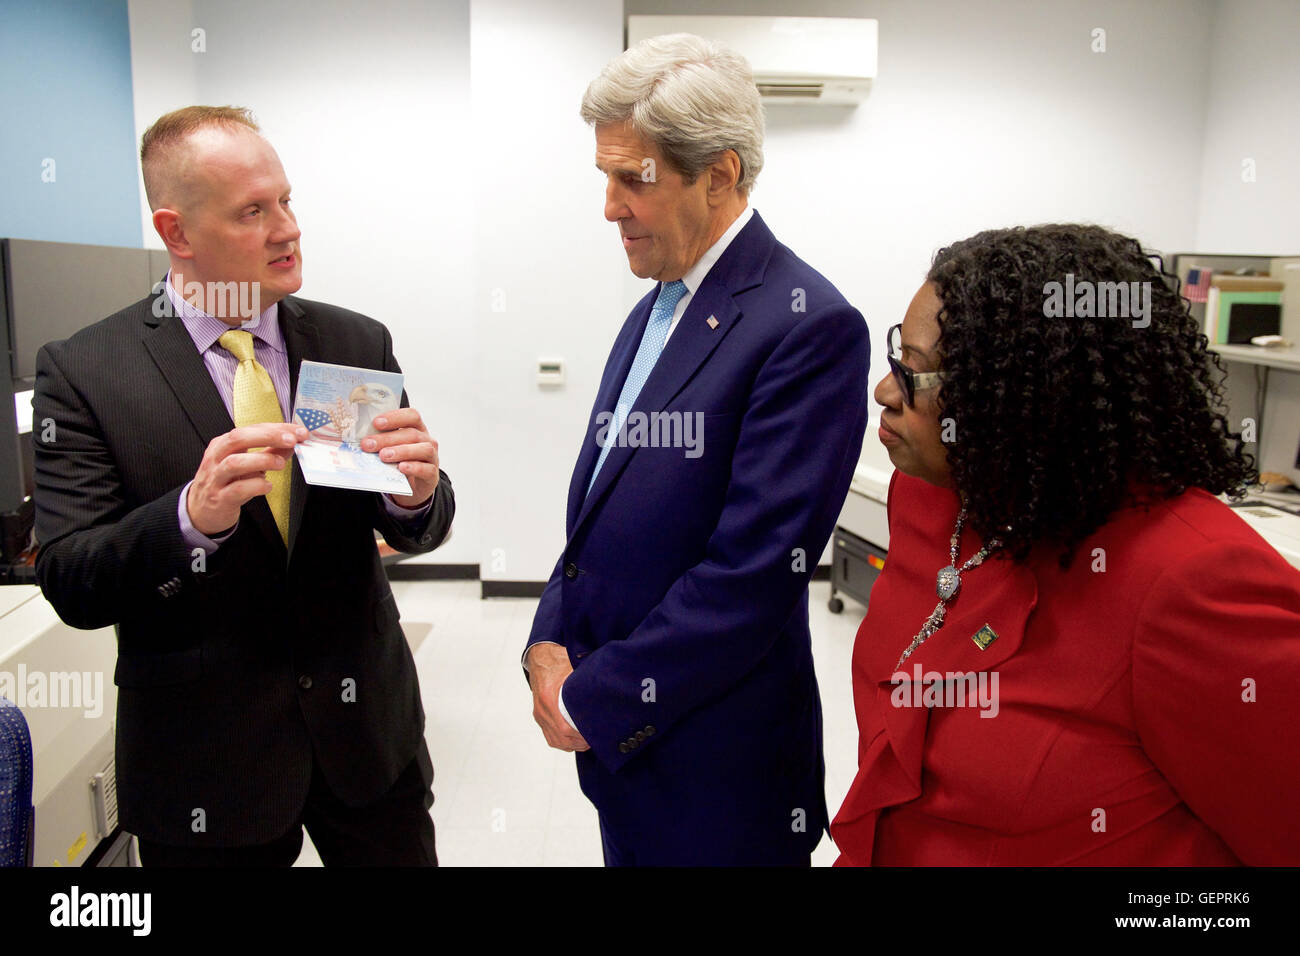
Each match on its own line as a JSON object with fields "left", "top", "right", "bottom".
{"left": 386, "top": 563, "right": 479, "bottom": 581}
{"left": 387, "top": 565, "right": 831, "bottom": 593}
{"left": 481, "top": 580, "right": 547, "bottom": 599}
{"left": 480, "top": 566, "right": 831, "bottom": 598}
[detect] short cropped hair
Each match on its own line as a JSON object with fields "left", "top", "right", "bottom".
{"left": 581, "top": 33, "right": 764, "bottom": 194}
{"left": 140, "top": 105, "right": 260, "bottom": 210}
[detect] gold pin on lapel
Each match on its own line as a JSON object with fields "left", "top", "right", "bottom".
{"left": 971, "top": 624, "right": 999, "bottom": 650}
{"left": 706, "top": 315, "right": 719, "bottom": 329}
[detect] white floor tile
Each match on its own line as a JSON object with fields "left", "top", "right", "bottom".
{"left": 294, "top": 576, "right": 871, "bottom": 866}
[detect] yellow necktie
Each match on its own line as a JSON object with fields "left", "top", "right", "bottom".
{"left": 217, "top": 329, "right": 290, "bottom": 544}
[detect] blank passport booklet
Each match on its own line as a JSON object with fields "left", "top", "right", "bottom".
{"left": 291, "top": 360, "right": 413, "bottom": 496}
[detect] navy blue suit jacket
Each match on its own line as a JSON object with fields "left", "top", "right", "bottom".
{"left": 525, "top": 211, "right": 869, "bottom": 864}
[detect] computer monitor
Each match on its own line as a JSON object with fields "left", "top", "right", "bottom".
{"left": 2, "top": 238, "right": 165, "bottom": 390}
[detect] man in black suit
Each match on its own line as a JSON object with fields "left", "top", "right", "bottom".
{"left": 32, "top": 106, "right": 453, "bottom": 866}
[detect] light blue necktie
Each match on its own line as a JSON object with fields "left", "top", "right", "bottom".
{"left": 587, "top": 279, "right": 688, "bottom": 495}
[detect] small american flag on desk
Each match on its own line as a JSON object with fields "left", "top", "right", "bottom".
{"left": 296, "top": 407, "right": 341, "bottom": 442}
{"left": 1184, "top": 267, "right": 1213, "bottom": 303}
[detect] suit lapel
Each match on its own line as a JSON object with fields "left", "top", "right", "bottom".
{"left": 141, "top": 293, "right": 234, "bottom": 450}
{"left": 854, "top": 546, "right": 1038, "bottom": 832}
{"left": 634, "top": 282, "right": 742, "bottom": 421}
{"left": 860, "top": 552, "right": 1039, "bottom": 685}
{"left": 570, "top": 211, "right": 774, "bottom": 537}
{"left": 279, "top": 297, "right": 321, "bottom": 563}
{"left": 565, "top": 293, "right": 655, "bottom": 531}
{"left": 141, "top": 289, "right": 315, "bottom": 561}
{"left": 576, "top": 291, "right": 742, "bottom": 523}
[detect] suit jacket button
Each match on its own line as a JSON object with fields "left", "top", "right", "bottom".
{"left": 635, "top": 731, "right": 646, "bottom": 742}
{"left": 156, "top": 584, "right": 167, "bottom": 596}
{"left": 618, "top": 742, "right": 630, "bottom": 754}
{"left": 627, "top": 738, "right": 639, "bottom": 750}
{"left": 644, "top": 725, "right": 656, "bottom": 736}
{"left": 298, "top": 675, "right": 313, "bottom": 690}
{"left": 564, "top": 563, "right": 578, "bottom": 580}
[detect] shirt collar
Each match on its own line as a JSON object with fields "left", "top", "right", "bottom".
{"left": 679, "top": 205, "right": 755, "bottom": 297}
{"left": 164, "top": 269, "right": 284, "bottom": 356}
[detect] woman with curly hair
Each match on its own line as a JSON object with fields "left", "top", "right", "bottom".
{"left": 832, "top": 223, "right": 1300, "bottom": 865}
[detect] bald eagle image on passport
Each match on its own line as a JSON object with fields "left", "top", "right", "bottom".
{"left": 292, "top": 359, "right": 411, "bottom": 495}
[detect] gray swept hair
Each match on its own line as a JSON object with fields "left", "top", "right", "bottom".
{"left": 581, "top": 32, "right": 765, "bottom": 194}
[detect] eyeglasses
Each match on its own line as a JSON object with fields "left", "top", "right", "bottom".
{"left": 886, "top": 323, "right": 944, "bottom": 407}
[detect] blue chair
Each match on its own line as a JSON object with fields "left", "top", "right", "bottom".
{"left": 0, "top": 696, "right": 34, "bottom": 867}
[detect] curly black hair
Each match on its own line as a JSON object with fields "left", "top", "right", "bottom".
{"left": 927, "top": 223, "right": 1256, "bottom": 568}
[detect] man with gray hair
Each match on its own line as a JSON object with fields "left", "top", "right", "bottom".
{"left": 524, "top": 34, "right": 870, "bottom": 865}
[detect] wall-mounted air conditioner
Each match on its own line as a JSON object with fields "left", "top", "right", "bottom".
{"left": 627, "top": 15, "right": 878, "bottom": 106}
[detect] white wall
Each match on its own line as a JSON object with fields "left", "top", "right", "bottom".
{"left": 1195, "top": 0, "right": 1300, "bottom": 254}
{"left": 1196, "top": 0, "right": 1300, "bottom": 481}
{"left": 472, "top": 0, "right": 627, "bottom": 584}
{"left": 127, "top": 0, "right": 197, "bottom": 250}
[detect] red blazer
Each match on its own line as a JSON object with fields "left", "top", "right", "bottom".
{"left": 832, "top": 470, "right": 1300, "bottom": 865}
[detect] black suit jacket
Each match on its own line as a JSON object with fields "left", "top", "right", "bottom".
{"left": 32, "top": 288, "right": 453, "bottom": 846}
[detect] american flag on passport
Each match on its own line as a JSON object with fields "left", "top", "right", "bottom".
{"left": 1184, "top": 267, "right": 1213, "bottom": 303}
{"left": 295, "top": 407, "right": 341, "bottom": 442}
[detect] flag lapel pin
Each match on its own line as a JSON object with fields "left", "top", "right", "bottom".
{"left": 706, "top": 315, "right": 719, "bottom": 329}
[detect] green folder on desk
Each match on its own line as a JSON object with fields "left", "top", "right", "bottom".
{"left": 1207, "top": 276, "right": 1284, "bottom": 343}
